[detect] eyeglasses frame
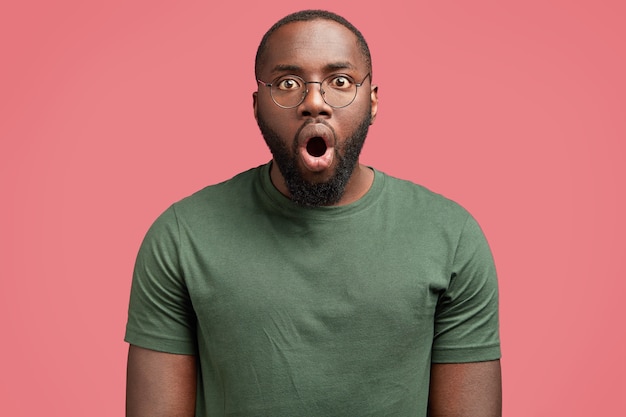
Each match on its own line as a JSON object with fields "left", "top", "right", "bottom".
{"left": 256, "top": 73, "right": 372, "bottom": 109}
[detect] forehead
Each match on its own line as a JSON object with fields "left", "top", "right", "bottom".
{"left": 260, "top": 19, "right": 365, "bottom": 76}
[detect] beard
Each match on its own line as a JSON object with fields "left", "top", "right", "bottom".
{"left": 257, "top": 110, "right": 371, "bottom": 207}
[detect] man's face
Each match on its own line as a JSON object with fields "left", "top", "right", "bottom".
{"left": 253, "top": 19, "right": 378, "bottom": 206}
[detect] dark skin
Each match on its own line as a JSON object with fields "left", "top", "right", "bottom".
{"left": 126, "top": 19, "right": 501, "bottom": 417}
{"left": 126, "top": 345, "right": 196, "bottom": 417}
{"left": 429, "top": 361, "right": 502, "bottom": 417}
{"left": 253, "top": 19, "right": 378, "bottom": 206}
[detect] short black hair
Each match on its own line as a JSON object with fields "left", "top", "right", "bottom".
{"left": 255, "top": 10, "right": 372, "bottom": 79}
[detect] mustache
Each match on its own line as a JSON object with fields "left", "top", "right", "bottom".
{"left": 293, "top": 118, "right": 337, "bottom": 149}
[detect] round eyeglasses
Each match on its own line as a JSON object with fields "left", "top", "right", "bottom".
{"left": 257, "top": 73, "right": 371, "bottom": 109}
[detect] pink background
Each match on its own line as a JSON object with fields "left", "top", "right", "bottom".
{"left": 1, "top": 1, "right": 624, "bottom": 415}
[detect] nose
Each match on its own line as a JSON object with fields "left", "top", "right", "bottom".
{"left": 298, "top": 81, "right": 332, "bottom": 118}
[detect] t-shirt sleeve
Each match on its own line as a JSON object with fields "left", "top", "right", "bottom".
{"left": 431, "top": 214, "right": 501, "bottom": 363}
{"left": 124, "top": 206, "right": 197, "bottom": 355}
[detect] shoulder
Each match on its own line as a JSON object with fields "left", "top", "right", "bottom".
{"left": 376, "top": 169, "right": 473, "bottom": 229}
{"left": 140, "top": 165, "right": 266, "bottom": 242}
{"left": 178, "top": 165, "right": 263, "bottom": 208}
{"left": 163, "top": 165, "right": 265, "bottom": 221}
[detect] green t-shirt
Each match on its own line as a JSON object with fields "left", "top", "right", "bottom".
{"left": 125, "top": 163, "right": 500, "bottom": 416}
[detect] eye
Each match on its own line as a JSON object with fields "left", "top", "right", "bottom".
{"left": 276, "top": 77, "right": 302, "bottom": 91}
{"left": 327, "top": 75, "right": 354, "bottom": 89}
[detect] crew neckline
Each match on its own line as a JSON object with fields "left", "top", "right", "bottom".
{"left": 257, "top": 162, "right": 385, "bottom": 220}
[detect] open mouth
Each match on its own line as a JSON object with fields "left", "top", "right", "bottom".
{"left": 296, "top": 123, "right": 335, "bottom": 172}
{"left": 306, "top": 136, "right": 327, "bottom": 157}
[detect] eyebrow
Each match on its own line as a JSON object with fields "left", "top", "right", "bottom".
{"left": 270, "top": 62, "right": 357, "bottom": 75}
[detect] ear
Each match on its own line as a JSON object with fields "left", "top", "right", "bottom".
{"left": 369, "top": 85, "right": 378, "bottom": 124}
{"left": 253, "top": 91, "right": 258, "bottom": 121}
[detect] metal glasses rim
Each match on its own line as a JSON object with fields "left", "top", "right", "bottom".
{"left": 256, "top": 73, "right": 371, "bottom": 109}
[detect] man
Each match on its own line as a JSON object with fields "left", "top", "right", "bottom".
{"left": 125, "top": 9, "right": 501, "bottom": 417}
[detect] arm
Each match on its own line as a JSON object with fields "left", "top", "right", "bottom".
{"left": 126, "top": 345, "right": 197, "bottom": 417}
{"left": 428, "top": 360, "right": 502, "bottom": 417}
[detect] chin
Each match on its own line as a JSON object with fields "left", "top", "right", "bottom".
{"left": 257, "top": 110, "right": 371, "bottom": 207}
